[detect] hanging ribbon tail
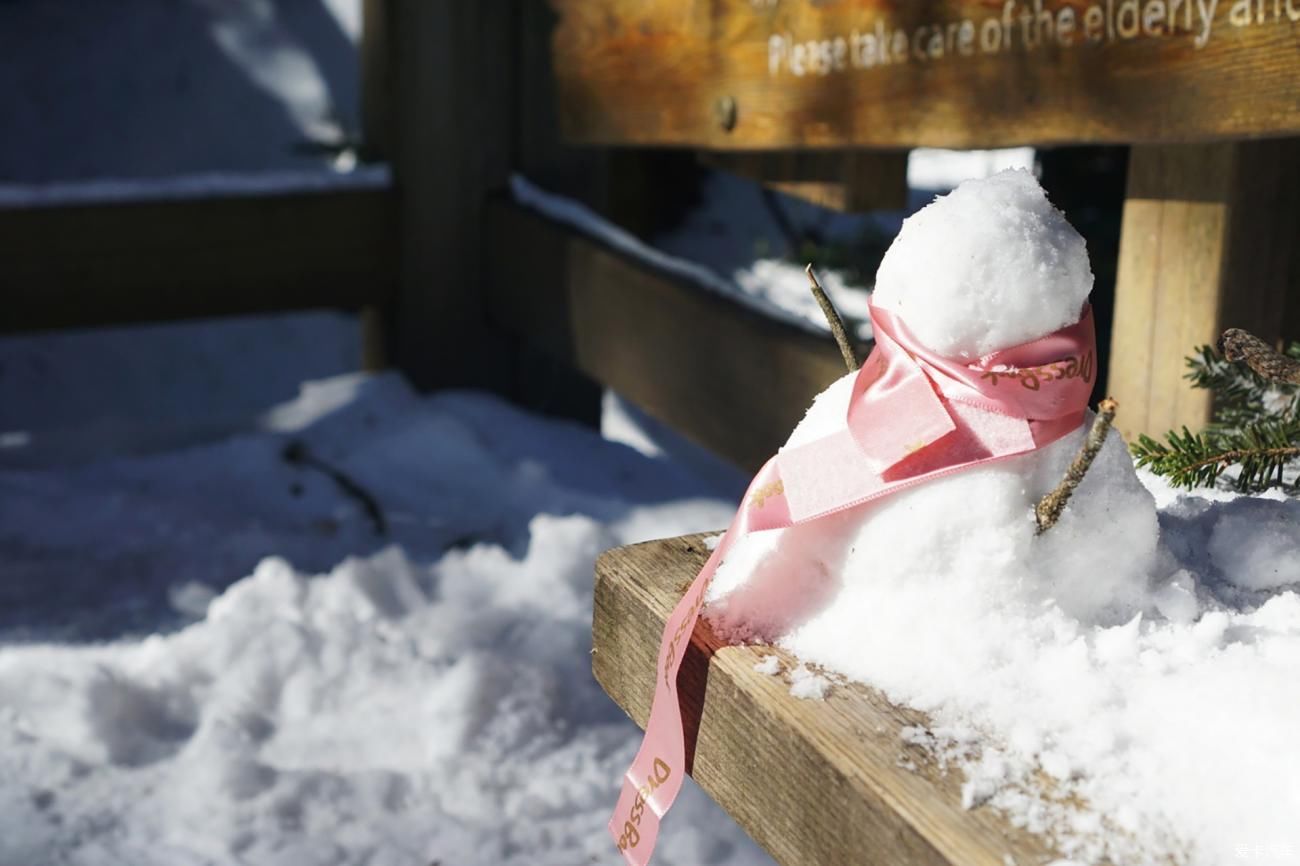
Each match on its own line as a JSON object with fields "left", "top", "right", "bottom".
{"left": 608, "top": 459, "right": 790, "bottom": 865}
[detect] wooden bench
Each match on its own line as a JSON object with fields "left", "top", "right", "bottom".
{"left": 595, "top": 534, "right": 1060, "bottom": 865}
{"left": 549, "top": 0, "right": 1300, "bottom": 441}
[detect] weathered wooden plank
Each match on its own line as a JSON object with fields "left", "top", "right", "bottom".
{"left": 551, "top": 0, "right": 1300, "bottom": 150}
{"left": 593, "top": 534, "right": 1059, "bottom": 866}
{"left": 484, "top": 200, "right": 855, "bottom": 471}
{"left": 1108, "top": 139, "right": 1300, "bottom": 440}
{"left": 700, "top": 149, "right": 909, "bottom": 211}
{"left": 1, "top": 188, "right": 396, "bottom": 333}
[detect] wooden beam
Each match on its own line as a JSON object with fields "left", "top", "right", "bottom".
{"left": 1, "top": 189, "right": 396, "bottom": 333}
{"left": 701, "top": 149, "right": 909, "bottom": 212}
{"left": 550, "top": 0, "right": 1300, "bottom": 150}
{"left": 1109, "top": 139, "right": 1300, "bottom": 440}
{"left": 485, "top": 200, "right": 854, "bottom": 472}
{"left": 593, "top": 534, "right": 1060, "bottom": 866}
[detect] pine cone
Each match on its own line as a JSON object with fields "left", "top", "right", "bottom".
{"left": 1218, "top": 329, "right": 1300, "bottom": 386}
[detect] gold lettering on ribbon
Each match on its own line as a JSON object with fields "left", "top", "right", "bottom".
{"left": 749, "top": 480, "right": 785, "bottom": 510}
{"left": 617, "top": 757, "right": 674, "bottom": 850}
{"left": 979, "top": 350, "right": 1094, "bottom": 390}
{"left": 663, "top": 584, "right": 706, "bottom": 685}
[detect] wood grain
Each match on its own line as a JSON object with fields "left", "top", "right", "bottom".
{"left": 484, "top": 200, "right": 856, "bottom": 472}
{"left": 1108, "top": 139, "right": 1300, "bottom": 439}
{"left": 593, "top": 534, "right": 1060, "bottom": 866}
{"left": 1, "top": 188, "right": 395, "bottom": 333}
{"left": 550, "top": 0, "right": 1300, "bottom": 149}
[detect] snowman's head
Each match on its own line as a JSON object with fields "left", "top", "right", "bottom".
{"left": 871, "top": 168, "right": 1092, "bottom": 360}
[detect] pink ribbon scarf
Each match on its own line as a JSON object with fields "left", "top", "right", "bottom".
{"left": 609, "top": 302, "right": 1096, "bottom": 864}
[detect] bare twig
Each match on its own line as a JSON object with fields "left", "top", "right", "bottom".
{"left": 805, "top": 264, "right": 858, "bottom": 372}
{"left": 1035, "top": 398, "right": 1118, "bottom": 535}
{"left": 283, "top": 440, "right": 388, "bottom": 537}
{"left": 1218, "top": 328, "right": 1300, "bottom": 385}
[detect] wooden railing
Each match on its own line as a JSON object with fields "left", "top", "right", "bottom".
{"left": 2, "top": 187, "right": 395, "bottom": 333}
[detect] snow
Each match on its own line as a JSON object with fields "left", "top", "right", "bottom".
{"left": 0, "top": 367, "right": 770, "bottom": 866}
{"left": 703, "top": 170, "right": 1300, "bottom": 864}
{"left": 0, "top": 312, "right": 363, "bottom": 470}
{"left": 752, "top": 656, "right": 780, "bottom": 676}
{"left": 874, "top": 169, "right": 1094, "bottom": 359}
{"left": 1207, "top": 498, "right": 1300, "bottom": 591}
{"left": 787, "top": 665, "right": 830, "bottom": 701}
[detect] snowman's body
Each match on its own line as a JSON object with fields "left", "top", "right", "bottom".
{"left": 705, "top": 171, "right": 1160, "bottom": 651}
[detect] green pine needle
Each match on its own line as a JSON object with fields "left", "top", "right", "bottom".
{"left": 1133, "top": 341, "right": 1300, "bottom": 495}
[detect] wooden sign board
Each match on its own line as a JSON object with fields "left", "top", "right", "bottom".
{"left": 550, "top": 0, "right": 1300, "bottom": 149}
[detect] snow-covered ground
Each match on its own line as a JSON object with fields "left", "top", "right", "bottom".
{"left": 0, "top": 363, "right": 769, "bottom": 866}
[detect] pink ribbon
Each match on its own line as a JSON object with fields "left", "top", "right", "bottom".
{"left": 609, "top": 302, "right": 1096, "bottom": 864}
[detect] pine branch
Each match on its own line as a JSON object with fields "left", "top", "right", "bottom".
{"left": 1035, "top": 398, "right": 1118, "bottom": 534}
{"left": 1131, "top": 417, "right": 1300, "bottom": 493}
{"left": 805, "top": 264, "right": 858, "bottom": 373}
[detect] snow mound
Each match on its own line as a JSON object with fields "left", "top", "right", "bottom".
{"left": 1208, "top": 498, "right": 1300, "bottom": 591}
{"left": 873, "top": 169, "right": 1093, "bottom": 359}
{"left": 0, "top": 372, "right": 765, "bottom": 866}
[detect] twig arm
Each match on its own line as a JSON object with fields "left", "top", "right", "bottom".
{"left": 805, "top": 264, "right": 858, "bottom": 373}
{"left": 1035, "top": 398, "right": 1119, "bottom": 535}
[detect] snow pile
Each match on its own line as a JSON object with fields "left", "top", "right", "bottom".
{"left": 0, "top": 373, "right": 768, "bottom": 866}
{"left": 704, "top": 172, "right": 1300, "bottom": 864}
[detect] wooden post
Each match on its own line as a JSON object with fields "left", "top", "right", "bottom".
{"left": 382, "top": 1, "right": 516, "bottom": 392}
{"left": 358, "top": 0, "right": 394, "bottom": 372}
{"left": 1109, "top": 140, "right": 1300, "bottom": 441}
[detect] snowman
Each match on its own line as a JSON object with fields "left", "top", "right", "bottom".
{"left": 609, "top": 170, "right": 1168, "bottom": 866}
{"left": 703, "top": 169, "right": 1161, "bottom": 657}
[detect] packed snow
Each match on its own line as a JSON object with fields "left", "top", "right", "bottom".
{"left": 873, "top": 168, "right": 1093, "bottom": 359}
{"left": 705, "top": 173, "right": 1300, "bottom": 865}
{"left": 0, "top": 366, "right": 769, "bottom": 866}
